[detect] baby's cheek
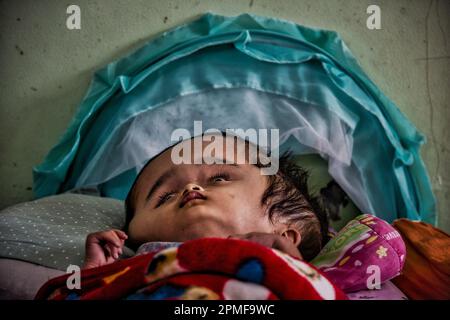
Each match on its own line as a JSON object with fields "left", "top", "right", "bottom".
{"left": 128, "top": 216, "right": 153, "bottom": 242}
{"left": 225, "top": 192, "right": 235, "bottom": 200}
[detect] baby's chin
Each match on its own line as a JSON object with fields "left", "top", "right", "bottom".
{"left": 175, "top": 213, "right": 234, "bottom": 241}
{"left": 178, "top": 227, "right": 230, "bottom": 242}
{"left": 176, "top": 200, "right": 220, "bottom": 220}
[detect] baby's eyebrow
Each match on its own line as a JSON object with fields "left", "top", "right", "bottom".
{"left": 145, "top": 170, "right": 175, "bottom": 203}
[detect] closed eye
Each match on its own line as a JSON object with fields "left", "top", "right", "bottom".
{"left": 155, "top": 191, "right": 177, "bottom": 208}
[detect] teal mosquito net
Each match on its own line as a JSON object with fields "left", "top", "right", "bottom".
{"left": 33, "top": 13, "right": 436, "bottom": 225}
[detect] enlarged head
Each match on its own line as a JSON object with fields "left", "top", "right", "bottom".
{"left": 125, "top": 133, "right": 329, "bottom": 260}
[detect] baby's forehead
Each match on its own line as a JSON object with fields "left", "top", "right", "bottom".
{"left": 148, "top": 135, "right": 259, "bottom": 168}
{"left": 133, "top": 134, "right": 265, "bottom": 189}
{"left": 141, "top": 157, "right": 256, "bottom": 180}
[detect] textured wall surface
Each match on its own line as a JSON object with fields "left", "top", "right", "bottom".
{"left": 0, "top": 0, "right": 449, "bottom": 231}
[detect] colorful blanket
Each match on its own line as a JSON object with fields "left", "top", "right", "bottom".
{"left": 35, "top": 238, "right": 347, "bottom": 300}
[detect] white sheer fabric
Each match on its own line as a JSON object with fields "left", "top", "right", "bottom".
{"left": 73, "top": 87, "right": 372, "bottom": 213}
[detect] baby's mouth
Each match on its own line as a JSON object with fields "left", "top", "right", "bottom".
{"left": 179, "top": 191, "right": 207, "bottom": 208}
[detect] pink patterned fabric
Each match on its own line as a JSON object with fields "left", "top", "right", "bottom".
{"left": 347, "top": 280, "right": 407, "bottom": 300}
{"left": 312, "top": 214, "right": 406, "bottom": 293}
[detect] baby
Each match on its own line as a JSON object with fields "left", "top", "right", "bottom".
{"left": 83, "top": 133, "right": 329, "bottom": 269}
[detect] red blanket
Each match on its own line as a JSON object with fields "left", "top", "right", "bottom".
{"left": 35, "top": 238, "right": 347, "bottom": 300}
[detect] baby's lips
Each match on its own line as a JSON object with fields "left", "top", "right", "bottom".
{"left": 179, "top": 191, "right": 206, "bottom": 208}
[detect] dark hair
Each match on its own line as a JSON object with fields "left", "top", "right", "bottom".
{"left": 124, "top": 137, "right": 329, "bottom": 261}
{"left": 260, "top": 151, "right": 330, "bottom": 261}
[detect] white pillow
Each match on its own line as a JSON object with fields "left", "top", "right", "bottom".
{"left": 0, "top": 193, "right": 125, "bottom": 270}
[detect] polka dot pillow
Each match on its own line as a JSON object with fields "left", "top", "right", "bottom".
{"left": 0, "top": 193, "right": 125, "bottom": 270}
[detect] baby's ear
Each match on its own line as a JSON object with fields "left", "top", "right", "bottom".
{"left": 281, "top": 228, "right": 302, "bottom": 247}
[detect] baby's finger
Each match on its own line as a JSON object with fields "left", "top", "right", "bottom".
{"left": 110, "top": 246, "right": 120, "bottom": 260}
{"left": 101, "top": 230, "right": 123, "bottom": 248}
{"left": 103, "top": 243, "right": 114, "bottom": 258}
{"left": 114, "top": 230, "right": 128, "bottom": 240}
{"left": 109, "top": 243, "right": 121, "bottom": 259}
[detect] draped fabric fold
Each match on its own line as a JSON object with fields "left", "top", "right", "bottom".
{"left": 32, "top": 13, "right": 436, "bottom": 224}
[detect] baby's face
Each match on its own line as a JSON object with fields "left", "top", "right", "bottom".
{"left": 127, "top": 135, "right": 276, "bottom": 244}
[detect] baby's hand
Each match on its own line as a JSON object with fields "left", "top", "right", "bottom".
{"left": 83, "top": 229, "right": 128, "bottom": 269}
{"left": 228, "top": 232, "right": 303, "bottom": 259}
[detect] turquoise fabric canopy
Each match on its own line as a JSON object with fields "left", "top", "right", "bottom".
{"left": 33, "top": 13, "right": 436, "bottom": 224}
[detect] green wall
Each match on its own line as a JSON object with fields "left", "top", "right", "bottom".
{"left": 0, "top": 0, "right": 448, "bottom": 232}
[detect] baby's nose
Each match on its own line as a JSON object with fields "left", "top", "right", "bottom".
{"left": 183, "top": 183, "right": 204, "bottom": 195}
